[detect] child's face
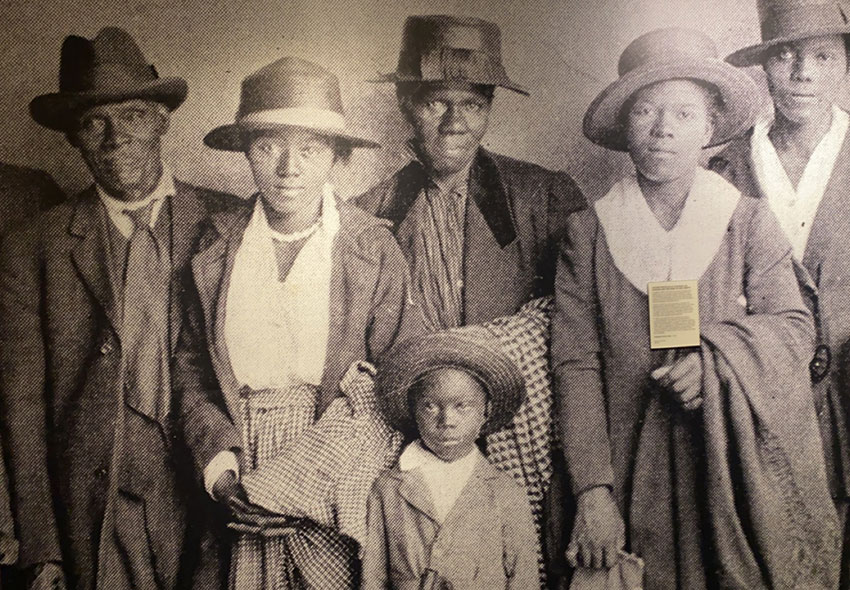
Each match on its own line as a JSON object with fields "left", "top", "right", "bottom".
{"left": 413, "top": 368, "right": 488, "bottom": 462}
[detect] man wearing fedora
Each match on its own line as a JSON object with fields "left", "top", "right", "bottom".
{"left": 356, "top": 15, "right": 586, "bottom": 331}
{"left": 710, "top": 1, "right": 850, "bottom": 585}
{"left": 0, "top": 27, "right": 237, "bottom": 590}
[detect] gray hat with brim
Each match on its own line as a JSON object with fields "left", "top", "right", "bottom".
{"left": 30, "top": 27, "right": 187, "bottom": 132}
{"left": 584, "top": 28, "right": 762, "bottom": 152}
{"left": 376, "top": 329, "right": 525, "bottom": 438}
{"left": 726, "top": 0, "right": 850, "bottom": 67}
{"left": 205, "top": 57, "right": 380, "bottom": 152}
{"left": 370, "top": 15, "right": 529, "bottom": 95}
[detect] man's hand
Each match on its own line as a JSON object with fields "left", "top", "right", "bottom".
{"left": 212, "top": 471, "right": 280, "bottom": 524}
{"left": 651, "top": 352, "right": 703, "bottom": 411}
{"left": 29, "top": 562, "right": 66, "bottom": 590}
{"left": 566, "top": 486, "right": 625, "bottom": 569}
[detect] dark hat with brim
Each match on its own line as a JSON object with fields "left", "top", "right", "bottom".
{"left": 371, "top": 15, "right": 529, "bottom": 95}
{"left": 30, "top": 27, "right": 187, "bottom": 132}
{"left": 727, "top": 0, "right": 850, "bottom": 66}
{"left": 584, "top": 28, "right": 761, "bottom": 151}
{"left": 376, "top": 328, "right": 525, "bottom": 438}
{"left": 205, "top": 57, "right": 380, "bottom": 152}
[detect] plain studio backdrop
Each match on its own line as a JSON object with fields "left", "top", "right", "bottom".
{"left": 0, "top": 0, "right": 811, "bottom": 201}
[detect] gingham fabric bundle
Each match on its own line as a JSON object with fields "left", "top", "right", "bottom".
{"left": 479, "top": 296, "right": 555, "bottom": 588}
{"left": 242, "top": 362, "right": 403, "bottom": 550}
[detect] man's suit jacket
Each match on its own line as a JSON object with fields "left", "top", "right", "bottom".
{"left": 0, "top": 162, "right": 64, "bottom": 237}
{"left": 710, "top": 134, "right": 850, "bottom": 501}
{"left": 0, "top": 181, "right": 237, "bottom": 590}
{"left": 355, "top": 148, "right": 586, "bottom": 325}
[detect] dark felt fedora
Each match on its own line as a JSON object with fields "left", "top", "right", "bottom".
{"left": 205, "top": 57, "right": 380, "bottom": 151}
{"left": 30, "top": 27, "right": 187, "bottom": 132}
{"left": 583, "top": 28, "right": 762, "bottom": 151}
{"left": 372, "top": 15, "right": 528, "bottom": 95}
{"left": 376, "top": 328, "right": 525, "bottom": 438}
{"left": 727, "top": 0, "right": 850, "bottom": 67}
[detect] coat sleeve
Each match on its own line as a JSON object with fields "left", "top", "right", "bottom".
{"left": 172, "top": 269, "right": 242, "bottom": 480}
{"left": 551, "top": 211, "right": 615, "bottom": 496}
{"left": 740, "top": 199, "right": 815, "bottom": 360}
{"left": 0, "top": 227, "right": 63, "bottom": 567}
{"left": 361, "top": 480, "right": 390, "bottom": 590}
{"left": 365, "top": 227, "right": 425, "bottom": 361}
{"left": 538, "top": 171, "right": 587, "bottom": 297}
{"left": 502, "top": 485, "right": 540, "bottom": 590}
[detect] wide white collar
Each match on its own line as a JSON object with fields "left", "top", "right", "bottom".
{"left": 593, "top": 168, "right": 740, "bottom": 294}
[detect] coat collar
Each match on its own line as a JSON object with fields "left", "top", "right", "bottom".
{"left": 387, "top": 148, "right": 518, "bottom": 248}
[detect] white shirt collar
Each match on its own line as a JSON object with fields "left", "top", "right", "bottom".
{"left": 96, "top": 164, "right": 175, "bottom": 238}
{"left": 398, "top": 440, "right": 483, "bottom": 523}
{"left": 750, "top": 105, "right": 849, "bottom": 259}
{"left": 593, "top": 167, "right": 741, "bottom": 294}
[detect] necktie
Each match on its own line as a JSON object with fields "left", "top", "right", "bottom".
{"left": 121, "top": 201, "right": 171, "bottom": 424}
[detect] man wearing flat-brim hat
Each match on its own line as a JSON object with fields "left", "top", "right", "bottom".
{"left": 356, "top": 15, "right": 586, "bottom": 331}
{"left": 0, "top": 27, "right": 238, "bottom": 590}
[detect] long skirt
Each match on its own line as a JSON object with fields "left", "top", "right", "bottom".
{"left": 231, "top": 385, "right": 358, "bottom": 590}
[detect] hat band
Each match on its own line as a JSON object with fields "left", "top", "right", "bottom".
{"left": 762, "top": 4, "right": 850, "bottom": 41}
{"left": 418, "top": 47, "right": 506, "bottom": 83}
{"left": 238, "top": 107, "right": 347, "bottom": 132}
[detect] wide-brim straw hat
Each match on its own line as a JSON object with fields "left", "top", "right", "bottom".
{"left": 204, "top": 57, "right": 380, "bottom": 151}
{"left": 376, "top": 328, "right": 525, "bottom": 438}
{"left": 583, "top": 28, "right": 762, "bottom": 152}
{"left": 370, "top": 14, "right": 528, "bottom": 95}
{"left": 30, "top": 27, "right": 187, "bottom": 132}
{"left": 727, "top": 0, "right": 850, "bottom": 67}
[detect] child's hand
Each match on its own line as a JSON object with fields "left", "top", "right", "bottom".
{"left": 566, "top": 486, "right": 625, "bottom": 569}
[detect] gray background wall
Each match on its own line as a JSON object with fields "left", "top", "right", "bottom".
{"left": 2, "top": 0, "right": 780, "bottom": 200}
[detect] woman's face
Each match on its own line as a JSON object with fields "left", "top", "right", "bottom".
{"left": 625, "top": 79, "right": 715, "bottom": 183}
{"left": 764, "top": 35, "right": 847, "bottom": 124}
{"left": 245, "top": 129, "right": 336, "bottom": 217}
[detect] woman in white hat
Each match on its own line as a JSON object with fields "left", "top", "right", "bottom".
{"left": 711, "top": 3, "right": 850, "bottom": 583}
{"left": 553, "top": 27, "right": 839, "bottom": 590}
{"left": 172, "top": 57, "right": 423, "bottom": 588}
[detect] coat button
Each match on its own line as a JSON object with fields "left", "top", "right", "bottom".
{"left": 99, "top": 340, "right": 114, "bottom": 355}
{"left": 94, "top": 467, "right": 108, "bottom": 480}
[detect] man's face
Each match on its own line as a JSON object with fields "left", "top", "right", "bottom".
{"left": 625, "top": 79, "right": 714, "bottom": 183}
{"left": 764, "top": 35, "right": 848, "bottom": 124}
{"left": 71, "top": 99, "right": 168, "bottom": 201}
{"left": 403, "top": 83, "right": 492, "bottom": 177}
{"left": 413, "top": 368, "right": 488, "bottom": 462}
{"left": 245, "top": 128, "right": 336, "bottom": 218}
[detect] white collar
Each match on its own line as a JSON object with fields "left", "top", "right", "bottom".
{"left": 594, "top": 168, "right": 741, "bottom": 294}
{"left": 96, "top": 164, "right": 175, "bottom": 238}
{"left": 750, "top": 105, "right": 849, "bottom": 259}
{"left": 398, "top": 439, "right": 481, "bottom": 472}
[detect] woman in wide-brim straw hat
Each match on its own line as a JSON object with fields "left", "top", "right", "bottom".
{"left": 171, "top": 57, "right": 423, "bottom": 588}
{"left": 553, "top": 27, "right": 840, "bottom": 590}
{"left": 710, "top": 4, "right": 850, "bottom": 584}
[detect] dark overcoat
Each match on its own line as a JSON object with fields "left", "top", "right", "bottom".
{"left": 355, "top": 148, "right": 586, "bottom": 325}
{"left": 0, "top": 181, "right": 236, "bottom": 590}
{"left": 710, "top": 135, "right": 850, "bottom": 501}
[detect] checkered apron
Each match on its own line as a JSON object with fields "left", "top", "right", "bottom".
{"left": 231, "top": 384, "right": 358, "bottom": 590}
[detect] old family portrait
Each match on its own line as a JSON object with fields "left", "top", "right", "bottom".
{"left": 1, "top": 0, "right": 850, "bottom": 588}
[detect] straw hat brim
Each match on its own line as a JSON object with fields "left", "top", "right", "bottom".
{"left": 376, "top": 330, "right": 525, "bottom": 438}
{"left": 204, "top": 121, "right": 381, "bottom": 152}
{"left": 29, "top": 77, "right": 187, "bottom": 132}
{"left": 726, "top": 26, "right": 850, "bottom": 67}
{"left": 370, "top": 71, "right": 530, "bottom": 96}
{"left": 583, "top": 58, "right": 761, "bottom": 151}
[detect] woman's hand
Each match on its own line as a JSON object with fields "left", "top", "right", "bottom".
{"left": 651, "top": 352, "right": 703, "bottom": 411}
{"left": 566, "top": 486, "right": 625, "bottom": 569}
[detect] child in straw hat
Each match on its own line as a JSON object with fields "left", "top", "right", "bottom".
{"left": 362, "top": 330, "right": 538, "bottom": 590}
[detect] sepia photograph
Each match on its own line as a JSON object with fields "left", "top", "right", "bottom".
{"left": 0, "top": 0, "right": 848, "bottom": 588}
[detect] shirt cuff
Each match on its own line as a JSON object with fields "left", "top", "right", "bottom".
{"left": 203, "top": 450, "right": 240, "bottom": 498}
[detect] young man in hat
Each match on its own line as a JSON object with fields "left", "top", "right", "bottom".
{"left": 0, "top": 27, "right": 238, "bottom": 590}
{"left": 710, "top": 1, "right": 850, "bottom": 585}
{"left": 356, "top": 15, "right": 586, "bottom": 330}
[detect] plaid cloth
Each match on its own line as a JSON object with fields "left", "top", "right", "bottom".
{"left": 478, "top": 296, "right": 555, "bottom": 589}
{"left": 242, "top": 363, "right": 403, "bottom": 553}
